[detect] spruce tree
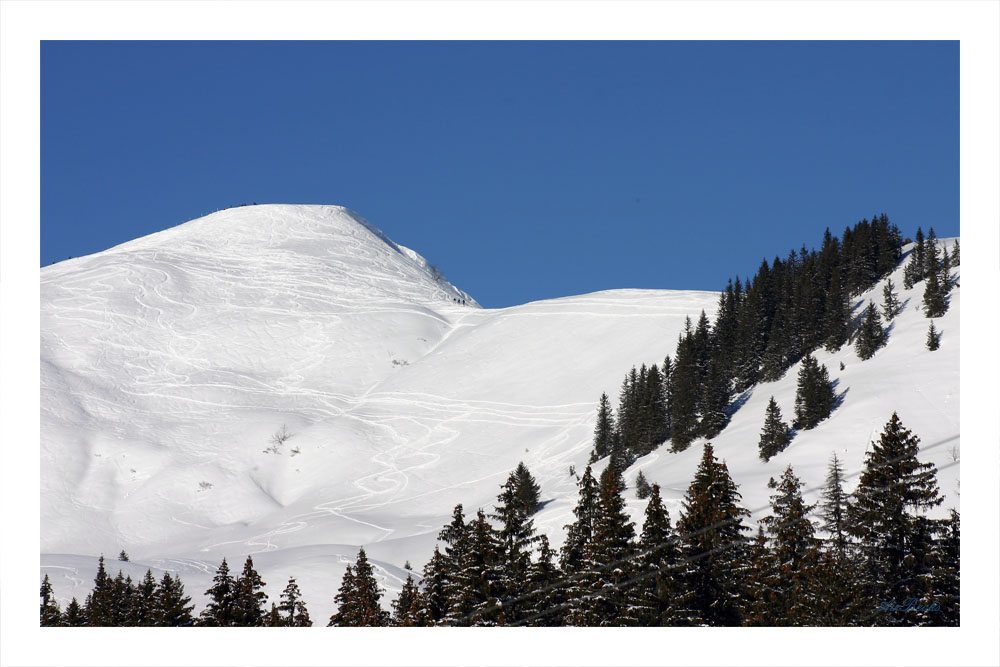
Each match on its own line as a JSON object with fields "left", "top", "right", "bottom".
{"left": 560, "top": 466, "right": 600, "bottom": 573}
{"left": 199, "top": 557, "right": 236, "bottom": 626}
{"left": 819, "top": 453, "right": 851, "bottom": 561}
{"left": 758, "top": 396, "right": 792, "bottom": 461}
{"left": 793, "top": 354, "right": 835, "bottom": 430}
{"left": 926, "top": 321, "right": 941, "bottom": 351}
{"left": 157, "top": 572, "right": 194, "bottom": 626}
{"left": 329, "top": 564, "right": 356, "bottom": 626}
{"left": 132, "top": 569, "right": 158, "bottom": 626}
{"left": 40, "top": 574, "right": 63, "bottom": 626}
{"left": 84, "top": 555, "right": 114, "bottom": 626}
{"left": 823, "top": 266, "right": 850, "bottom": 351}
{"left": 416, "top": 546, "right": 449, "bottom": 625}
{"left": 929, "top": 510, "right": 959, "bottom": 626}
{"left": 855, "top": 302, "right": 887, "bottom": 360}
{"left": 626, "top": 484, "right": 682, "bottom": 626}
{"left": 590, "top": 392, "right": 616, "bottom": 462}
{"left": 231, "top": 556, "right": 267, "bottom": 626}
{"left": 513, "top": 461, "right": 542, "bottom": 515}
{"left": 111, "top": 571, "right": 135, "bottom": 625}
{"left": 699, "top": 357, "right": 730, "bottom": 438}
{"left": 63, "top": 598, "right": 86, "bottom": 626}
{"left": 445, "top": 510, "right": 503, "bottom": 626}
{"left": 760, "top": 466, "right": 821, "bottom": 625}
{"left": 676, "top": 444, "right": 751, "bottom": 626}
{"left": 950, "top": 239, "right": 959, "bottom": 266}
{"left": 522, "top": 535, "right": 564, "bottom": 626}
{"left": 882, "top": 279, "right": 900, "bottom": 320}
{"left": 278, "top": 576, "right": 311, "bottom": 627}
{"left": 846, "top": 413, "right": 943, "bottom": 625}
{"left": 491, "top": 469, "right": 540, "bottom": 623}
{"left": 391, "top": 575, "right": 421, "bottom": 626}
{"left": 564, "top": 461, "right": 635, "bottom": 626}
{"left": 634, "top": 470, "right": 652, "bottom": 499}
{"left": 922, "top": 269, "right": 948, "bottom": 318}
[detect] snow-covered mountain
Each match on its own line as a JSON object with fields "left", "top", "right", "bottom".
{"left": 40, "top": 204, "right": 959, "bottom": 623}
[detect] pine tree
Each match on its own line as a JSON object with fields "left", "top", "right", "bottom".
{"left": 819, "top": 453, "right": 850, "bottom": 561}
{"left": 846, "top": 413, "right": 943, "bottom": 625}
{"left": 157, "top": 572, "right": 194, "bottom": 626}
{"left": 950, "top": 239, "right": 959, "bottom": 266}
{"left": 669, "top": 328, "right": 701, "bottom": 451}
{"left": 793, "top": 354, "right": 835, "bottom": 430}
{"left": 231, "top": 556, "right": 268, "bottom": 626}
{"left": 816, "top": 454, "right": 860, "bottom": 625}
{"left": 626, "top": 484, "right": 682, "bottom": 626}
{"left": 882, "top": 279, "right": 900, "bottom": 320}
{"left": 265, "top": 603, "right": 282, "bottom": 627}
{"left": 110, "top": 570, "right": 135, "bottom": 625}
{"left": 823, "top": 266, "right": 850, "bottom": 351}
{"left": 929, "top": 510, "right": 959, "bottom": 626}
{"left": 855, "top": 302, "right": 887, "bottom": 360}
{"left": 40, "top": 574, "right": 63, "bottom": 626}
{"left": 278, "top": 576, "right": 312, "bottom": 627}
{"left": 760, "top": 466, "right": 821, "bottom": 625}
{"left": 437, "top": 504, "right": 471, "bottom": 617}
{"left": 590, "top": 392, "right": 616, "bottom": 462}
{"left": 199, "top": 557, "right": 236, "bottom": 626}
{"left": 926, "top": 321, "right": 941, "bottom": 351}
{"left": 445, "top": 510, "right": 503, "bottom": 626}
{"left": 63, "top": 598, "right": 86, "bottom": 626}
{"left": 391, "top": 575, "right": 421, "bottom": 626}
{"left": 118, "top": 549, "right": 129, "bottom": 562}
{"left": 675, "top": 444, "right": 751, "bottom": 626}
{"left": 758, "top": 396, "right": 792, "bottom": 461}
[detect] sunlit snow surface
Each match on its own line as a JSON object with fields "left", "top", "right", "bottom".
{"left": 41, "top": 205, "right": 959, "bottom": 622}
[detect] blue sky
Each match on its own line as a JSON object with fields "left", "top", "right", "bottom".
{"left": 41, "top": 41, "right": 958, "bottom": 308}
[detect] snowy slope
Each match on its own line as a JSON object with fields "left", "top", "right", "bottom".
{"left": 40, "top": 205, "right": 959, "bottom": 623}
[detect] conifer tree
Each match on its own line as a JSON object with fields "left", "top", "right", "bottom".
{"left": 590, "top": 392, "right": 616, "bottom": 462}
{"left": 760, "top": 466, "right": 821, "bottom": 625}
{"left": 626, "top": 485, "right": 682, "bottom": 626}
{"left": 352, "top": 548, "right": 391, "bottom": 626}
{"left": 676, "top": 444, "right": 751, "bottom": 626}
{"left": 278, "top": 576, "right": 311, "bottom": 627}
{"left": 793, "top": 354, "right": 835, "bottom": 430}
{"left": 823, "top": 266, "right": 850, "bottom": 351}
{"left": 84, "top": 555, "right": 114, "bottom": 626}
{"left": 523, "top": 535, "right": 563, "bottom": 626}
{"left": 416, "top": 546, "right": 449, "bottom": 625}
{"left": 157, "top": 571, "right": 194, "bottom": 626}
{"left": 40, "top": 574, "right": 63, "bottom": 626}
{"left": 634, "top": 470, "right": 652, "bottom": 499}
{"left": 758, "top": 396, "right": 792, "bottom": 461}
{"left": 855, "top": 302, "right": 887, "bottom": 360}
{"left": 950, "top": 239, "right": 959, "bottom": 266}
{"left": 111, "top": 570, "right": 135, "bottom": 625}
{"left": 118, "top": 549, "right": 129, "bottom": 562}
{"left": 445, "top": 510, "right": 503, "bottom": 626}
{"left": 513, "top": 461, "right": 542, "bottom": 515}
{"left": 265, "top": 603, "right": 282, "bottom": 627}
{"left": 819, "top": 453, "right": 850, "bottom": 561}
{"left": 699, "top": 357, "right": 730, "bottom": 438}
{"left": 329, "top": 564, "right": 356, "bottom": 626}
{"left": 131, "top": 569, "right": 158, "bottom": 626}
{"left": 391, "top": 575, "right": 421, "bottom": 626}
{"left": 929, "top": 510, "right": 960, "bottom": 626}
{"left": 63, "top": 598, "right": 86, "bottom": 626}
{"left": 882, "top": 279, "right": 900, "bottom": 320}
{"left": 922, "top": 269, "right": 948, "bottom": 318}
{"left": 669, "top": 328, "right": 701, "bottom": 451}
{"left": 846, "top": 413, "right": 943, "bottom": 625}
{"left": 491, "top": 469, "right": 540, "bottom": 623}
{"left": 231, "top": 556, "right": 267, "bottom": 626}
{"left": 926, "top": 321, "right": 941, "bottom": 351}
{"left": 560, "top": 466, "right": 600, "bottom": 573}
{"left": 199, "top": 557, "right": 236, "bottom": 626}
{"left": 564, "top": 461, "right": 635, "bottom": 626}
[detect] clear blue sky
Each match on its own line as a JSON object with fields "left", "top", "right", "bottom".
{"left": 41, "top": 41, "right": 958, "bottom": 308}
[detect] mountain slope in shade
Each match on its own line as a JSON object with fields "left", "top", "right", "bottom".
{"left": 40, "top": 205, "right": 959, "bottom": 623}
